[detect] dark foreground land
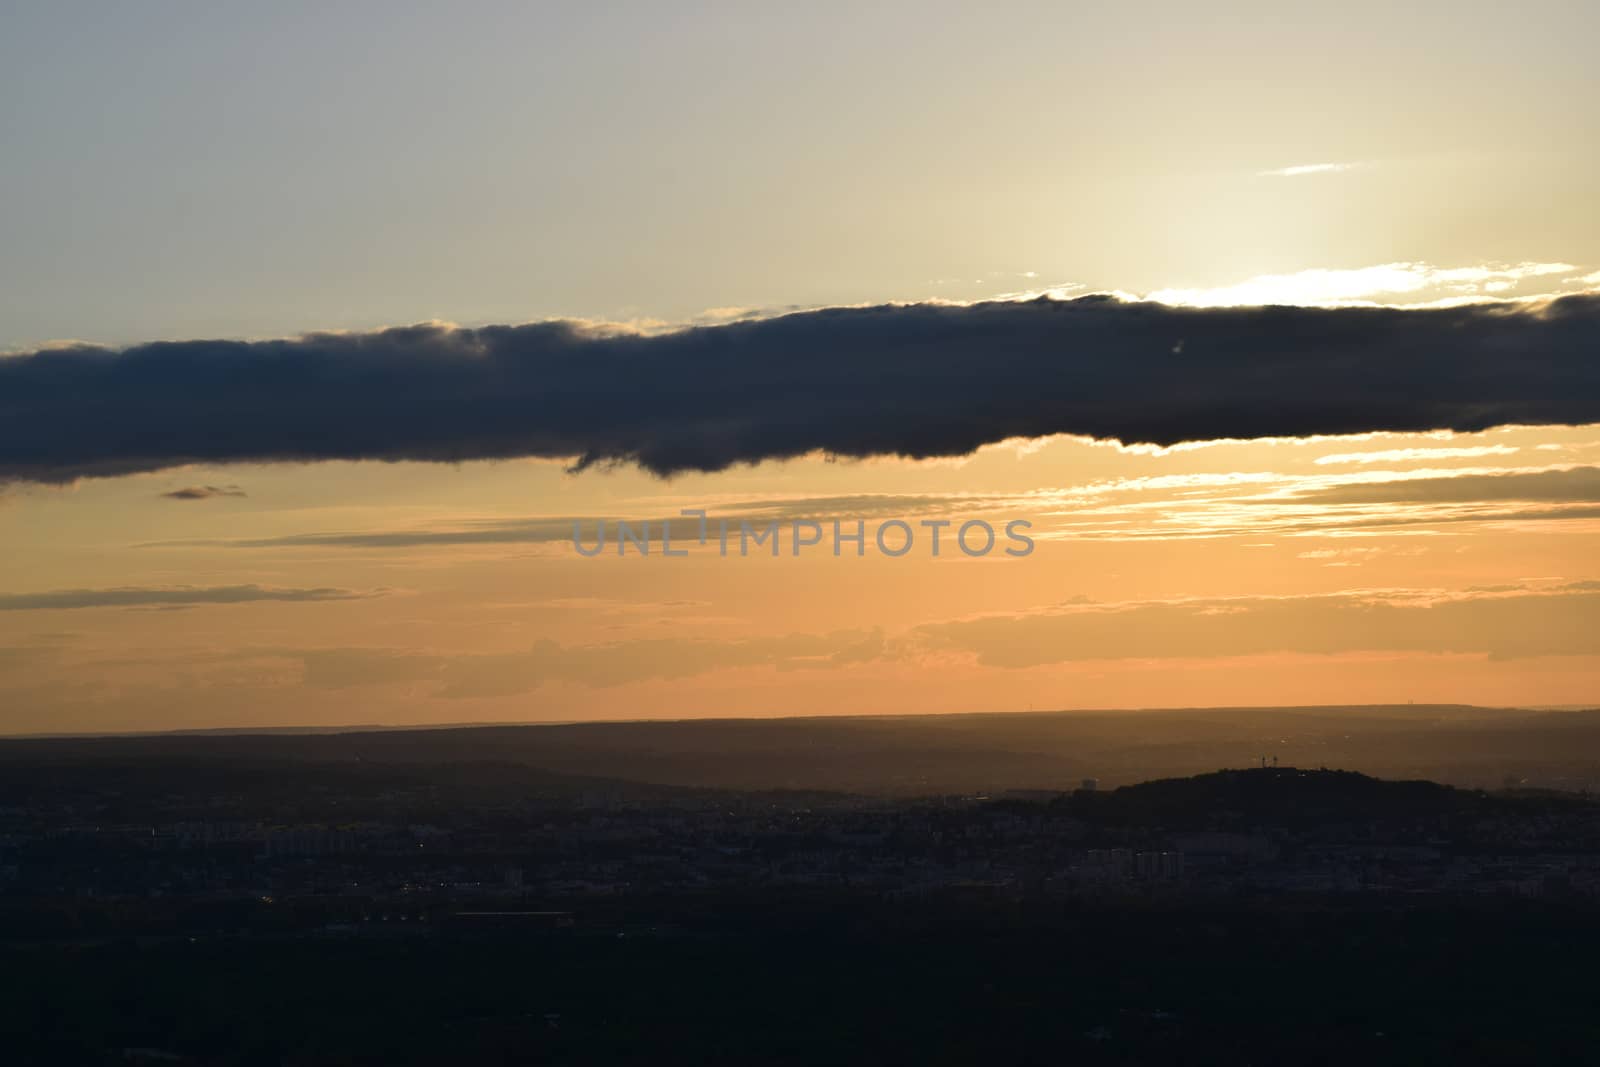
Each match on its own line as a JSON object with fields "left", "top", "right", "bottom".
{"left": 9, "top": 899, "right": 1600, "bottom": 1065}
{"left": 3, "top": 708, "right": 1600, "bottom": 1064}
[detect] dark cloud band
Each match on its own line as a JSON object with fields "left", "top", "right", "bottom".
{"left": 4, "top": 293, "right": 1598, "bottom": 483}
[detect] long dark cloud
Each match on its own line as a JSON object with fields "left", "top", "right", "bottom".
{"left": 4, "top": 294, "right": 1598, "bottom": 483}
{"left": 0, "top": 585, "right": 384, "bottom": 611}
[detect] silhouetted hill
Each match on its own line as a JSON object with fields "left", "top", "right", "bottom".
{"left": 1082, "top": 767, "right": 1483, "bottom": 826}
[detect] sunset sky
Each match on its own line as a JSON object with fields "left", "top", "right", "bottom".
{"left": 2, "top": 2, "right": 1597, "bottom": 733}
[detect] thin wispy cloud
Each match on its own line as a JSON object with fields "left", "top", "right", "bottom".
{"left": 1314, "top": 446, "right": 1521, "bottom": 466}
{"left": 1147, "top": 261, "right": 1584, "bottom": 308}
{"left": 161, "top": 484, "right": 247, "bottom": 500}
{"left": 132, "top": 461, "right": 1600, "bottom": 554}
{"left": 1299, "top": 465, "right": 1600, "bottom": 505}
{"left": 290, "top": 629, "right": 887, "bottom": 698}
{"left": 137, "top": 494, "right": 1022, "bottom": 552}
{"left": 1257, "top": 161, "right": 1365, "bottom": 178}
{"left": 189, "top": 581, "right": 1600, "bottom": 695}
{"left": 0, "top": 585, "right": 386, "bottom": 612}
{"left": 915, "top": 582, "right": 1600, "bottom": 666}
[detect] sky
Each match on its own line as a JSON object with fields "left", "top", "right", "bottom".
{"left": 1, "top": 2, "right": 1597, "bottom": 733}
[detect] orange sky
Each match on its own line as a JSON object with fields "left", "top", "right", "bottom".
{"left": 3, "top": 416, "right": 1596, "bottom": 734}
{"left": 3, "top": 6, "right": 1598, "bottom": 733}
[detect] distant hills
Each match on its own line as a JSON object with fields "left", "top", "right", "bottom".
{"left": 1, "top": 703, "right": 1596, "bottom": 796}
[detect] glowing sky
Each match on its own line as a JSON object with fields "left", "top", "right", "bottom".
{"left": 2, "top": 2, "right": 1597, "bottom": 732}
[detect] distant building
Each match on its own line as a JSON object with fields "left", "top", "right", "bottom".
{"left": 265, "top": 827, "right": 358, "bottom": 857}
{"left": 1135, "top": 850, "right": 1185, "bottom": 880}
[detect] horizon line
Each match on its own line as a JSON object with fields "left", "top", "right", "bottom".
{"left": 5, "top": 700, "right": 1594, "bottom": 742}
